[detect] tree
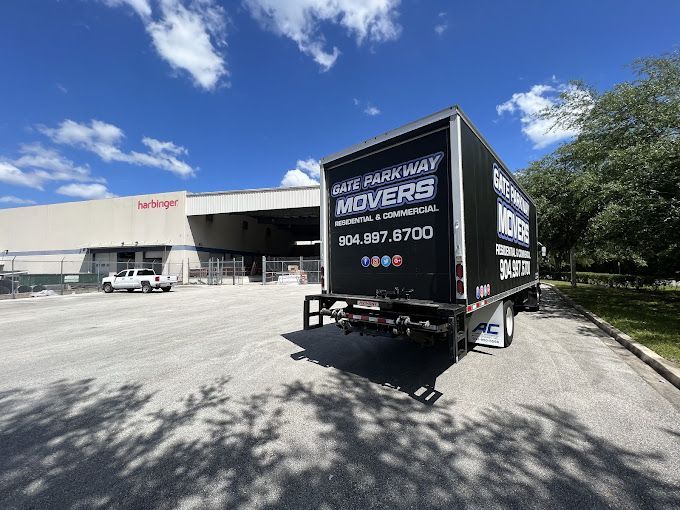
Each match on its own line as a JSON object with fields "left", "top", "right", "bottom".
{"left": 524, "top": 51, "right": 680, "bottom": 276}
{"left": 518, "top": 152, "right": 596, "bottom": 280}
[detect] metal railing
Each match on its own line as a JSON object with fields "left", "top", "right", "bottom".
{"left": 262, "top": 257, "right": 321, "bottom": 285}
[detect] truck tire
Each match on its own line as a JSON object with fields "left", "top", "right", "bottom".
{"left": 141, "top": 282, "right": 152, "bottom": 293}
{"left": 503, "top": 300, "right": 515, "bottom": 347}
{"left": 103, "top": 283, "right": 113, "bottom": 293}
{"left": 161, "top": 286, "right": 171, "bottom": 292}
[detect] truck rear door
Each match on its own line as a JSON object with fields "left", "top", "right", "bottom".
{"left": 324, "top": 125, "right": 453, "bottom": 302}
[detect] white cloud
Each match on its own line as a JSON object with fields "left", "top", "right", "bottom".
{"left": 13, "top": 143, "right": 103, "bottom": 184}
{"left": 434, "top": 11, "right": 447, "bottom": 35}
{"left": 0, "top": 143, "right": 109, "bottom": 190}
{"left": 353, "top": 97, "right": 381, "bottom": 116}
{"left": 0, "top": 196, "right": 36, "bottom": 205}
{"left": 56, "top": 183, "right": 117, "bottom": 200}
{"left": 280, "top": 158, "right": 320, "bottom": 187}
{"left": 280, "top": 169, "right": 319, "bottom": 187}
{"left": 295, "top": 157, "right": 320, "bottom": 178}
{"left": 40, "top": 119, "right": 195, "bottom": 177}
{"left": 0, "top": 161, "right": 45, "bottom": 189}
{"left": 106, "top": 0, "right": 228, "bottom": 90}
{"left": 105, "top": 0, "right": 153, "bottom": 18}
{"left": 496, "top": 82, "right": 590, "bottom": 149}
{"left": 142, "top": 137, "right": 187, "bottom": 155}
{"left": 364, "top": 105, "right": 380, "bottom": 116}
{"left": 245, "top": 0, "right": 402, "bottom": 71}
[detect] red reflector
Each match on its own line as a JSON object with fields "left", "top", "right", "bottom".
{"left": 155, "top": 276, "right": 160, "bottom": 282}
{"left": 456, "top": 280, "right": 464, "bottom": 294}
{"left": 455, "top": 264, "right": 464, "bottom": 279}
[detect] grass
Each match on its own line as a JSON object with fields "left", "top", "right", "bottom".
{"left": 544, "top": 280, "right": 680, "bottom": 364}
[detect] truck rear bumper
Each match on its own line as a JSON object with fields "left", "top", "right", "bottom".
{"left": 303, "top": 293, "right": 467, "bottom": 361}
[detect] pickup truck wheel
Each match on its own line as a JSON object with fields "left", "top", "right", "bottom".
{"left": 141, "top": 282, "right": 152, "bottom": 293}
{"left": 161, "top": 286, "right": 171, "bottom": 292}
{"left": 503, "top": 300, "right": 515, "bottom": 347}
{"left": 103, "top": 283, "right": 113, "bottom": 293}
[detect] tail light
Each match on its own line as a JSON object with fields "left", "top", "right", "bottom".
{"left": 155, "top": 276, "right": 160, "bottom": 282}
{"left": 455, "top": 261, "right": 465, "bottom": 298}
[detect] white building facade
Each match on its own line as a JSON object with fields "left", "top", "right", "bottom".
{"left": 0, "top": 187, "right": 320, "bottom": 282}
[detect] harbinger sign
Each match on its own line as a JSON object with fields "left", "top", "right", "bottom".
{"left": 137, "top": 199, "right": 179, "bottom": 210}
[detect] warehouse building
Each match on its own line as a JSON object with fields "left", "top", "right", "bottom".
{"left": 0, "top": 186, "right": 320, "bottom": 282}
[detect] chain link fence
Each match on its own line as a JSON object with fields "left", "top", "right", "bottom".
{"left": 0, "top": 259, "right": 184, "bottom": 299}
{"left": 0, "top": 256, "right": 318, "bottom": 297}
{"left": 262, "top": 257, "right": 321, "bottom": 285}
{"left": 187, "top": 257, "right": 246, "bottom": 285}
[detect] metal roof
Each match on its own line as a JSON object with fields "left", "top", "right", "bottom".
{"left": 186, "top": 186, "right": 320, "bottom": 216}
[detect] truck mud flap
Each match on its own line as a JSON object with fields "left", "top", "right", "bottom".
{"left": 447, "top": 314, "right": 468, "bottom": 362}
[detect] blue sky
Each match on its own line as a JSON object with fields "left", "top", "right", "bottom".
{"left": 0, "top": 0, "right": 678, "bottom": 207}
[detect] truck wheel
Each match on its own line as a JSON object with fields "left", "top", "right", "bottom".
{"left": 161, "top": 287, "right": 171, "bottom": 292}
{"left": 503, "top": 300, "right": 515, "bottom": 347}
{"left": 103, "top": 283, "right": 113, "bottom": 293}
{"left": 141, "top": 282, "right": 152, "bottom": 293}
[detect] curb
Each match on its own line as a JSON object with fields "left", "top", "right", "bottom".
{"left": 544, "top": 283, "right": 680, "bottom": 391}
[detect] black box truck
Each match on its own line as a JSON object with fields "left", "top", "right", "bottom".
{"left": 304, "top": 106, "right": 540, "bottom": 361}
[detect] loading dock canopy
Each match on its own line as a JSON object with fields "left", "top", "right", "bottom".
{"left": 248, "top": 207, "right": 319, "bottom": 238}
{"left": 186, "top": 186, "right": 320, "bottom": 216}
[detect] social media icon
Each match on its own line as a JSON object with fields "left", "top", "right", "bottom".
{"left": 392, "top": 255, "right": 403, "bottom": 267}
{"left": 361, "top": 256, "right": 370, "bottom": 267}
{"left": 381, "top": 255, "right": 391, "bottom": 267}
{"left": 475, "top": 286, "right": 481, "bottom": 299}
{"left": 486, "top": 284, "right": 491, "bottom": 296}
{"left": 371, "top": 256, "right": 380, "bottom": 267}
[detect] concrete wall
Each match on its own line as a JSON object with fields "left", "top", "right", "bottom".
{"left": 0, "top": 191, "right": 187, "bottom": 252}
{"left": 0, "top": 191, "right": 188, "bottom": 275}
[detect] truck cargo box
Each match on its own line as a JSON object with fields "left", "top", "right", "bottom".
{"left": 305, "top": 106, "right": 540, "bottom": 360}
{"left": 321, "top": 106, "right": 537, "bottom": 307}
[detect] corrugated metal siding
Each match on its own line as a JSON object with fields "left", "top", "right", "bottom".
{"left": 186, "top": 186, "right": 320, "bottom": 216}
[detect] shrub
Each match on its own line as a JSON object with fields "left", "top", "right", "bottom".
{"left": 545, "top": 272, "right": 671, "bottom": 290}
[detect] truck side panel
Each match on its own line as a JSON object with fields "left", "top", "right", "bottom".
{"left": 325, "top": 128, "right": 453, "bottom": 302}
{"left": 460, "top": 120, "right": 538, "bottom": 305}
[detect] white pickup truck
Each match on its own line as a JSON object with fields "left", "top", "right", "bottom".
{"left": 102, "top": 268, "right": 177, "bottom": 293}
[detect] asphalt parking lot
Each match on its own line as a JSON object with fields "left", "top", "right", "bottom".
{"left": 1, "top": 284, "right": 679, "bottom": 509}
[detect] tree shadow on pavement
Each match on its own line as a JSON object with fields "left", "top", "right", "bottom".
{"left": 1, "top": 374, "right": 678, "bottom": 509}
{"left": 533, "top": 286, "right": 608, "bottom": 339}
